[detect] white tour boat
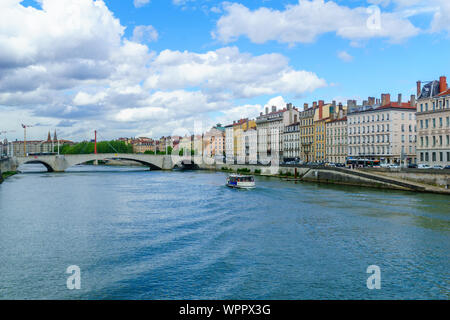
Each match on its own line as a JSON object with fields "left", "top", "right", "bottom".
{"left": 226, "top": 174, "right": 255, "bottom": 189}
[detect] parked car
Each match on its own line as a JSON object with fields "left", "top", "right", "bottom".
{"left": 444, "top": 165, "right": 450, "bottom": 170}
{"left": 418, "top": 164, "right": 431, "bottom": 169}
{"left": 389, "top": 164, "right": 400, "bottom": 169}
{"left": 380, "top": 163, "right": 390, "bottom": 168}
{"left": 432, "top": 165, "right": 444, "bottom": 170}
{"left": 407, "top": 163, "right": 418, "bottom": 168}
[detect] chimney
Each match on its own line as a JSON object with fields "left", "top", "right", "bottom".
{"left": 368, "top": 97, "right": 375, "bottom": 105}
{"left": 303, "top": 103, "right": 308, "bottom": 111}
{"left": 318, "top": 100, "right": 324, "bottom": 119}
{"left": 416, "top": 81, "right": 421, "bottom": 97}
{"left": 332, "top": 100, "right": 336, "bottom": 107}
{"left": 287, "top": 103, "right": 292, "bottom": 110}
{"left": 398, "top": 93, "right": 402, "bottom": 104}
{"left": 439, "top": 76, "right": 447, "bottom": 93}
{"left": 260, "top": 112, "right": 263, "bottom": 116}
{"left": 410, "top": 94, "right": 416, "bottom": 107}
{"left": 381, "top": 94, "right": 390, "bottom": 106}
{"left": 272, "top": 106, "right": 276, "bottom": 113}
{"left": 312, "top": 101, "right": 317, "bottom": 108}
{"left": 363, "top": 100, "right": 368, "bottom": 106}
{"left": 265, "top": 107, "right": 269, "bottom": 114}
{"left": 376, "top": 98, "right": 380, "bottom": 105}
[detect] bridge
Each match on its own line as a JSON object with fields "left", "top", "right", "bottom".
{"left": 3, "top": 154, "right": 199, "bottom": 172}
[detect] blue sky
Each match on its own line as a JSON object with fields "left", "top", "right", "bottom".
{"left": 0, "top": 0, "right": 449, "bottom": 141}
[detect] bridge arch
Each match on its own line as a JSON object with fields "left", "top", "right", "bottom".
{"left": 19, "top": 160, "right": 55, "bottom": 172}
{"left": 66, "top": 155, "right": 163, "bottom": 171}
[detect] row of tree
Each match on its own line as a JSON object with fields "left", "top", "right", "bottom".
{"left": 58, "top": 141, "right": 133, "bottom": 154}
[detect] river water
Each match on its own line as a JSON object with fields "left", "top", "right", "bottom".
{"left": 0, "top": 164, "right": 448, "bottom": 299}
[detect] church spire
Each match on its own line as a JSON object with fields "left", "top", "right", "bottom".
{"left": 47, "top": 131, "right": 51, "bottom": 142}
{"left": 53, "top": 130, "right": 57, "bottom": 142}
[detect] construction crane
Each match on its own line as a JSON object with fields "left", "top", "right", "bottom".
{"left": 21, "top": 124, "right": 33, "bottom": 156}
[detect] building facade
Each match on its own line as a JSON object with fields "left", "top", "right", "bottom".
{"left": 256, "top": 103, "right": 298, "bottom": 164}
{"left": 299, "top": 104, "right": 315, "bottom": 162}
{"left": 347, "top": 94, "right": 417, "bottom": 165}
{"left": 416, "top": 76, "right": 450, "bottom": 166}
{"left": 326, "top": 117, "right": 348, "bottom": 164}
{"left": 242, "top": 127, "right": 258, "bottom": 164}
{"left": 282, "top": 122, "right": 300, "bottom": 161}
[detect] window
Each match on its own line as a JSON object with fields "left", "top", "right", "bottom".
{"left": 420, "top": 104, "right": 423, "bottom": 112}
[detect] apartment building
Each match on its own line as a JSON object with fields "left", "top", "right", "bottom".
{"left": 282, "top": 122, "right": 300, "bottom": 161}
{"left": 347, "top": 94, "right": 417, "bottom": 165}
{"left": 416, "top": 76, "right": 450, "bottom": 165}
{"left": 326, "top": 117, "right": 348, "bottom": 164}
{"left": 256, "top": 103, "right": 298, "bottom": 164}
{"left": 203, "top": 124, "right": 225, "bottom": 160}
{"left": 225, "top": 124, "right": 234, "bottom": 163}
{"left": 233, "top": 118, "right": 256, "bottom": 163}
{"left": 242, "top": 127, "right": 258, "bottom": 164}
{"left": 299, "top": 103, "right": 315, "bottom": 162}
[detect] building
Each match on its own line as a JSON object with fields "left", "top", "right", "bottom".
{"left": 232, "top": 118, "right": 256, "bottom": 163}
{"left": 9, "top": 131, "right": 73, "bottom": 157}
{"left": 256, "top": 103, "right": 298, "bottom": 164}
{"left": 326, "top": 117, "right": 348, "bottom": 164}
{"left": 225, "top": 124, "right": 234, "bottom": 163}
{"left": 282, "top": 122, "right": 300, "bottom": 161}
{"left": 347, "top": 94, "right": 417, "bottom": 165}
{"left": 416, "top": 76, "right": 450, "bottom": 165}
{"left": 203, "top": 124, "right": 225, "bottom": 161}
{"left": 241, "top": 127, "right": 258, "bottom": 164}
{"left": 132, "top": 137, "right": 154, "bottom": 153}
{"left": 313, "top": 101, "right": 336, "bottom": 162}
{"left": 299, "top": 103, "right": 315, "bottom": 162}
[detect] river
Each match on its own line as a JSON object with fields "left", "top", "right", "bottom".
{"left": 0, "top": 164, "right": 448, "bottom": 299}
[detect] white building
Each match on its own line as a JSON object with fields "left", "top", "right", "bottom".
{"left": 282, "top": 122, "right": 300, "bottom": 161}
{"left": 347, "top": 94, "right": 417, "bottom": 165}
{"left": 256, "top": 103, "right": 299, "bottom": 164}
{"left": 225, "top": 124, "right": 234, "bottom": 163}
{"left": 241, "top": 127, "right": 258, "bottom": 164}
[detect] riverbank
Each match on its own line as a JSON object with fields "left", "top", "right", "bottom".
{"left": 204, "top": 163, "right": 450, "bottom": 195}
{"left": 0, "top": 171, "right": 18, "bottom": 183}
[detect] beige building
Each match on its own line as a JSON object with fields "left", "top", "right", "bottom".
{"left": 347, "top": 94, "right": 417, "bottom": 165}
{"left": 416, "top": 76, "right": 450, "bottom": 165}
{"left": 299, "top": 104, "right": 315, "bottom": 162}
{"left": 203, "top": 125, "right": 225, "bottom": 161}
{"left": 326, "top": 116, "right": 348, "bottom": 164}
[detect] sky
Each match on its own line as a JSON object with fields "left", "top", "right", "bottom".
{"left": 0, "top": 0, "right": 449, "bottom": 142}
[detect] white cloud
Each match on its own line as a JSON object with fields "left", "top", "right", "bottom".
{"left": 144, "top": 47, "right": 326, "bottom": 99}
{"left": 337, "top": 51, "right": 353, "bottom": 62}
{"left": 213, "top": 0, "right": 421, "bottom": 45}
{"left": 132, "top": 25, "right": 159, "bottom": 43}
{"left": 134, "top": 0, "right": 150, "bottom": 8}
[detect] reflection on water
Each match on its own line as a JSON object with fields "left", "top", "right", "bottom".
{"left": 0, "top": 164, "right": 449, "bottom": 299}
